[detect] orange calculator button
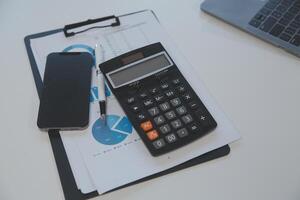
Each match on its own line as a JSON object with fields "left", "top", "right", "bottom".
{"left": 146, "top": 130, "right": 159, "bottom": 141}
{"left": 140, "top": 121, "right": 153, "bottom": 132}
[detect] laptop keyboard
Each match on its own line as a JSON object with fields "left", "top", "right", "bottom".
{"left": 249, "top": 0, "right": 300, "bottom": 46}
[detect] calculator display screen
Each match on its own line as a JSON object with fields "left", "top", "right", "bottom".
{"left": 108, "top": 52, "right": 172, "bottom": 88}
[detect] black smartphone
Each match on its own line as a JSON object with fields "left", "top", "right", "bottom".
{"left": 37, "top": 52, "right": 93, "bottom": 131}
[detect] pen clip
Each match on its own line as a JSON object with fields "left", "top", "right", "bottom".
{"left": 63, "top": 15, "right": 121, "bottom": 37}
{"left": 96, "top": 68, "right": 102, "bottom": 76}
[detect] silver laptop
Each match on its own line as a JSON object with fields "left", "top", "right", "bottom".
{"left": 201, "top": 0, "right": 300, "bottom": 57}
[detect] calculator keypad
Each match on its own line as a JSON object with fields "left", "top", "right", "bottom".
{"left": 159, "top": 102, "right": 171, "bottom": 112}
{"left": 148, "top": 107, "right": 159, "bottom": 116}
{"left": 137, "top": 113, "right": 146, "bottom": 121}
{"left": 153, "top": 115, "right": 166, "bottom": 125}
{"left": 143, "top": 99, "right": 154, "bottom": 107}
{"left": 153, "top": 139, "right": 166, "bottom": 149}
{"left": 181, "top": 114, "right": 193, "bottom": 124}
{"left": 140, "top": 121, "right": 153, "bottom": 132}
{"left": 176, "top": 106, "right": 187, "bottom": 115}
{"left": 165, "top": 133, "right": 177, "bottom": 143}
{"left": 139, "top": 91, "right": 148, "bottom": 99}
{"left": 131, "top": 105, "right": 140, "bottom": 113}
{"left": 165, "top": 110, "right": 176, "bottom": 120}
{"left": 127, "top": 97, "right": 135, "bottom": 104}
{"left": 122, "top": 70, "right": 217, "bottom": 156}
{"left": 164, "top": 90, "right": 175, "bottom": 98}
{"left": 160, "top": 83, "right": 169, "bottom": 90}
{"left": 170, "top": 98, "right": 181, "bottom": 107}
{"left": 146, "top": 130, "right": 159, "bottom": 141}
{"left": 149, "top": 87, "right": 159, "bottom": 94}
{"left": 177, "top": 128, "right": 189, "bottom": 138}
{"left": 154, "top": 94, "right": 165, "bottom": 102}
{"left": 171, "top": 119, "right": 183, "bottom": 129}
{"left": 159, "top": 124, "right": 171, "bottom": 134}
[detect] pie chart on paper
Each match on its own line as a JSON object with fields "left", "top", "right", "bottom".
{"left": 92, "top": 115, "right": 133, "bottom": 145}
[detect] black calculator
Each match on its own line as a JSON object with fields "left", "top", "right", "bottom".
{"left": 99, "top": 43, "right": 217, "bottom": 156}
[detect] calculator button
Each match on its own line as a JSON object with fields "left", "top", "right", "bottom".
{"left": 140, "top": 121, "right": 153, "bottom": 132}
{"left": 164, "top": 90, "right": 175, "bottom": 98}
{"left": 171, "top": 119, "right": 183, "bottom": 129}
{"left": 149, "top": 87, "right": 159, "bottom": 94}
{"left": 143, "top": 99, "right": 154, "bottom": 107}
{"left": 181, "top": 114, "right": 193, "bottom": 124}
{"left": 148, "top": 107, "right": 160, "bottom": 116}
{"left": 177, "top": 128, "right": 189, "bottom": 138}
{"left": 154, "top": 94, "right": 165, "bottom": 102}
{"left": 159, "top": 102, "right": 171, "bottom": 112}
{"left": 137, "top": 113, "right": 146, "bottom": 121}
{"left": 159, "top": 124, "right": 171, "bottom": 134}
{"left": 188, "top": 123, "right": 200, "bottom": 133}
{"left": 176, "top": 85, "right": 186, "bottom": 93}
{"left": 131, "top": 105, "right": 141, "bottom": 113}
{"left": 170, "top": 98, "right": 181, "bottom": 107}
{"left": 127, "top": 97, "right": 135, "bottom": 104}
{"left": 139, "top": 91, "right": 148, "bottom": 99}
{"left": 176, "top": 106, "right": 187, "bottom": 115}
{"left": 153, "top": 139, "right": 166, "bottom": 149}
{"left": 182, "top": 93, "right": 192, "bottom": 102}
{"left": 146, "top": 130, "right": 159, "bottom": 141}
{"left": 172, "top": 78, "right": 181, "bottom": 85}
{"left": 164, "top": 110, "right": 176, "bottom": 120}
{"left": 154, "top": 115, "right": 166, "bottom": 125}
{"left": 160, "top": 82, "right": 169, "bottom": 90}
{"left": 188, "top": 101, "right": 199, "bottom": 110}
{"left": 165, "top": 133, "right": 178, "bottom": 143}
{"left": 195, "top": 111, "right": 211, "bottom": 127}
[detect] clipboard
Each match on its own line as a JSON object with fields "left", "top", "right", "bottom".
{"left": 24, "top": 10, "right": 231, "bottom": 200}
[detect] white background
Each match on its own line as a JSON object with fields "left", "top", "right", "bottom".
{"left": 0, "top": 0, "right": 300, "bottom": 199}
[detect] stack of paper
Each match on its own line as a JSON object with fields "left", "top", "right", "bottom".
{"left": 30, "top": 10, "right": 240, "bottom": 195}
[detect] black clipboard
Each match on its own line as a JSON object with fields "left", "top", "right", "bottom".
{"left": 24, "top": 10, "right": 231, "bottom": 200}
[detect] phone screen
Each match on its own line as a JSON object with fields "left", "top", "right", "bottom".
{"left": 37, "top": 52, "right": 93, "bottom": 130}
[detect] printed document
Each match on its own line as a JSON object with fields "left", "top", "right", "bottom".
{"left": 30, "top": 10, "right": 240, "bottom": 194}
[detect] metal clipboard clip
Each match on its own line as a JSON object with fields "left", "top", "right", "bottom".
{"left": 63, "top": 15, "right": 121, "bottom": 37}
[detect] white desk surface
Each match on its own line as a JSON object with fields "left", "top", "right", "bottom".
{"left": 1, "top": 0, "right": 300, "bottom": 199}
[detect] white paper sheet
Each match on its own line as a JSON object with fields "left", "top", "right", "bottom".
{"left": 30, "top": 10, "right": 240, "bottom": 195}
